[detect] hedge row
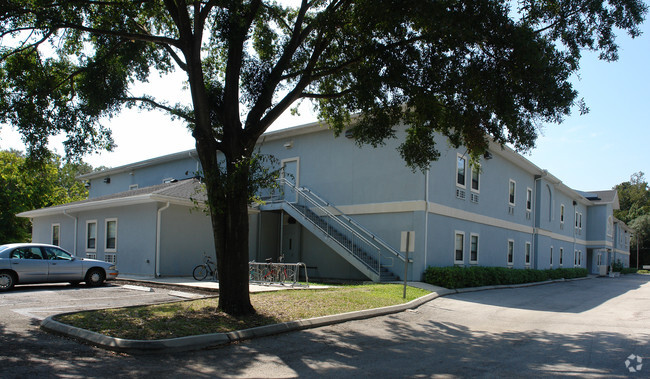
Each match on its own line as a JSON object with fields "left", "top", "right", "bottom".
{"left": 423, "top": 266, "right": 588, "bottom": 289}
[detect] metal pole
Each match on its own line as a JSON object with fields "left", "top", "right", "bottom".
{"left": 403, "top": 233, "right": 409, "bottom": 299}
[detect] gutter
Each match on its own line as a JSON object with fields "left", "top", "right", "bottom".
{"left": 156, "top": 202, "right": 171, "bottom": 277}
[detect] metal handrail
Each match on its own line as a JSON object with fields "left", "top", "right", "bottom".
{"left": 297, "top": 186, "right": 408, "bottom": 263}
{"left": 277, "top": 178, "right": 382, "bottom": 274}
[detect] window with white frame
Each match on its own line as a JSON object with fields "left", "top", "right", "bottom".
{"left": 456, "top": 155, "right": 466, "bottom": 188}
{"left": 86, "top": 220, "right": 97, "bottom": 252}
{"left": 525, "top": 242, "right": 531, "bottom": 266}
{"left": 574, "top": 250, "right": 578, "bottom": 266}
{"left": 129, "top": 184, "right": 139, "bottom": 190}
{"left": 560, "top": 247, "right": 564, "bottom": 266}
{"left": 526, "top": 188, "right": 533, "bottom": 211}
{"left": 470, "top": 164, "right": 480, "bottom": 192}
{"left": 575, "top": 211, "right": 579, "bottom": 228}
{"left": 508, "top": 180, "right": 516, "bottom": 206}
{"left": 550, "top": 246, "right": 554, "bottom": 267}
{"left": 51, "top": 224, "right": 60, "bottom": 246}
{"left": 454, "top": 232, "right": 464, "bottom": 263}
{"left": 578, "top": 250, "right": 582, "bottom": 266}
{"left": 86, "top": 252, "right": 97, "bottom": 259}
{"left": 470, "top": 234, "right": 479, "bottom": 264}
{"left": 597, "top": 253, "right": 602, "bottom": 266}
{"left": 560, "top": 204, "right": 565, "bottom": 224}
{"left": 105, "top": 218, "right": 117, "bottom": 252}
{"left": 507, "top": 239, "right": 514, "bottom": 265}
{"left": 579, "top": 213, "right": 583, "bottom": 231}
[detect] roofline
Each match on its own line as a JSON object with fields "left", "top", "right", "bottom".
{"left": 78, "top": 149, "right": 199, "bottom": 180}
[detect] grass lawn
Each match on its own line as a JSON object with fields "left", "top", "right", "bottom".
{"left": 55, "top": 284, "right": 430, "bottom": 340}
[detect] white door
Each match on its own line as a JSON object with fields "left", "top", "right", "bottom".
{"left": 281, "top": 158, "right": 299, "bottom": 203}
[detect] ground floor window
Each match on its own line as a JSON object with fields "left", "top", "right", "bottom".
{"left": 470, "top": 234, "right": 479, "bottom": 264}
{"left": 454, "top": 232, "right": 464, "bottom": 264}
{"left": 560, "top": 248, "right": 564, "bottom": 266}
{"left": 550, "top": 246, "right": 554, "bottom": 268}
{"left": 105, "top": 218, "right": 118, "bottom": 252}
{"left": 507, "top": 240, "right": 514, "bottom": 265}
{"left": 525, "top": 242, "right": 531, "bottom": 266}
{"left": 86, "top": 220, "right": 97, "bottom": 252}
{"left": 51, "top": 224, "right": 60, "bottom": 246}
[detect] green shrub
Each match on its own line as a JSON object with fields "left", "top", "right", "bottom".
{"left": 423, "top": 266, "right": 588, "bottom": 289}
{"left": 638, "top": 270, "right": 650, "bottom": 274}
{"left": 611, "top": 259, "right": 624, "bottom": 272}
{"left": 620, "top": 268, "right": 638, "bottom": 274}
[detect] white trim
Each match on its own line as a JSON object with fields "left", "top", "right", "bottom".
{"left": 280, "top": 156, "right": 300, "bottom": 187}
{"left": 86, "top": 220, "right": 97, "bottom": 253}
{"left": 456, "top": 154, "right": 467, "bottom": 189}
{"left": 470, "top": 164, "right": 480, "bottom": 193}
{"left": 508, "top": 179, "right": 516, "bottom": 206}
{"left": 454, "top": 231, "right": 465, "bottom": 264}
{"left": 51, "top": 223, "right": 60, "bottom": 246}
{"left": 469, "top": 233, "right": 479, "bottom": 264}
{"left": 105, "top": 218, "right": 118, "bottom": 253}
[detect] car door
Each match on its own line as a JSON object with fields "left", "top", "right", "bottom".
{"left": 43, "top": 247, "right": 83, "bottom": 282}
{"left": 9, "top": 247, "right": 49, "bottom": 283}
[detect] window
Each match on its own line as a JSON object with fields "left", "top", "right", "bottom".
{"left": 456, "top": 155, "right": 466, "bottom": 187}
{"left": 454, "top": 232, "right": 464, "bottom": 263}
{"left": 578, "top": 250, "right": 582, "bottom": 266}
{"left": 105, "top": 219, "right": 117, "bottom": 252}
{"left": 579, "top": 213, "right": 583, "bottom": 230}
{"left": 574, "top": 250, "right": 578, "bottom": 266}
{"left": 525, "top": 242, "right": 531, "bottom": 266}
{"left": 550, "top": 246, "right": 554, "bottom": 267}
{"left": 470, "top": 234, "right": 479, "bottom": 263}
{"left": 470, "top": 164, "right": 480, "bottom": 192}
{"left": 597, "top": 253, "right": 602, "bottom": 266}
{"left": 560, "top": 204, "right": 565, "bottom": 224}
{"left": 526, "top": 188, "right": 533, "bottom": 211}
{"left": 508, "top": 180, "right": 516, "bottom": 205}
{"left": 560, "top": 248, "right": 564, "bottom": 266}
{"left": 507, "top": 240, "right": 514, "bottom": 265}
{"left": 51, "top": 224, "right": 60, "bottom": 246}
{"left": 86, "top": 220, "right": 97, "bottom": 252}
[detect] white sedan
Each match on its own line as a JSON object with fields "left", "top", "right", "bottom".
{"left": 0, "top": 243, "right": 118, "bottom": 291}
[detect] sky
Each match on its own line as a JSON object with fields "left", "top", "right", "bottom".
{"left": 1, "top": 20, "right": 648, "bottom": 192}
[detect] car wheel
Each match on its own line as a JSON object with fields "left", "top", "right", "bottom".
{"left": 0, "top": 271, "right": 16, "bottom": 291}
{"left": 85, "top": 268, "right": 106, "bottom": 287}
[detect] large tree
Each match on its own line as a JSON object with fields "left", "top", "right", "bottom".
{"left": 0, "top": 0, "right": 646, "bottom": 315}
{"left": 0, "top": 150, "right": 91, "bottom": 242}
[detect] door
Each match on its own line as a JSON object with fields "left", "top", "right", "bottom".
{"left": 9, "top": 246, "right": 49, "bottom": 283}
{"left": 282, "top": 217, "right": 301, "bottom": 263}
{"left": 281, "top": 158, "right": 299, "bottom": 203}
{"left": 43, "top": 246, "right": 83, "bottom": 282}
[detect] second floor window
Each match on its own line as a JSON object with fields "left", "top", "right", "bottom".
{"left": 508, "top": 180, "right": 516, "bottom": 205}
{"left": 471, "top": 164, "right": 480, "bottom": 192}
{"left": 456, "top": 155, "right": 466, "bottom": 187}
{"left": 526, "top": 188, "right": 533, "bottom": 211}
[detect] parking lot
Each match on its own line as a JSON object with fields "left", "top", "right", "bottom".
{"left": 1, "top": 275, "right": 649, "bottom": 378}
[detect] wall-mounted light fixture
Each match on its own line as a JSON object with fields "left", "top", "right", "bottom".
{"left": 103, "top": 177, "right": 111, "bottom": 184}
{"left": 483, "top": 151, "right": 493, "bottom": 160}
{"left": 284, "top": 141, "right": 294, "bottom": 149}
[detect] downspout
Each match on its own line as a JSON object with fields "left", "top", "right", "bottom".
{"left": 63, "top": 210, "right": 78, "bottom": 256}
{"left": 424, "top": 169, "right": 430, "bottom": 272}
{"left": 156, "top": 202, "right": 171, "bottom": 277}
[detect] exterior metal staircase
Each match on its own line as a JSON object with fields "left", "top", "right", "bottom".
{"left": 260, "top": 179, "right": 408, "bottom": 282}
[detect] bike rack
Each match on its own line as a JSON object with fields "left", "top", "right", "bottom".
{"left": 248, "top": 261, "right": 309, "bottom": 287}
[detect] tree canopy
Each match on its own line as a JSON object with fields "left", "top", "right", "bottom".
{"left": 0, "top": 150, "right": 92, "bottom": 243}
{"left": 1, "top": 0, "right": 646, "bottom": 315}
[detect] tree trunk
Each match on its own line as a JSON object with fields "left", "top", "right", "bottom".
{"left": 196, "top": 140, "right": 255, "bottom": 316}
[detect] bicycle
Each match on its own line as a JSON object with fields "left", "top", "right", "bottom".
{"left": 259, "top": 255, "right": 295, "bottom": 284}
{"left": 193, "top": 253, "right": 218, "bottom": 281}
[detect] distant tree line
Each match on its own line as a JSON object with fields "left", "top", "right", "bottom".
{"left": 0, "top": 150, "right": 98, "bottom": 243}
{"left": 614, "top": 172, "right": 650, "bottom": 267}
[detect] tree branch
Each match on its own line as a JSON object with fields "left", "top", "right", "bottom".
{"left": 119, "top": 96, "right": 194, "bottom": 122}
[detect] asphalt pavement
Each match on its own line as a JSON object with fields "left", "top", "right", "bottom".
{"left": 1, "top": 274, "right": 648, "bottom": 378}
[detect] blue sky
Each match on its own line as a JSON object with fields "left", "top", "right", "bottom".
{"left": 1, "top": 20, "right": 648, "bottom": 192}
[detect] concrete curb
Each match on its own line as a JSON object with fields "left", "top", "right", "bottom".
{"left": 40, "top": 277, "right": 589, "bottom": 354}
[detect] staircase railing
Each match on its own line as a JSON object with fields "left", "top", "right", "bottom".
{"left": 297, "top": 185, "right": 408, "bottom": 264}
{"left": 271, "top": 178, "right": 385, "bottom": 275}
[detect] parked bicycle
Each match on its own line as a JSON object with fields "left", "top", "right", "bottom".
{"left": 193, "top": 253, "right": 218, "bottom": 281}
{"left": 256, "top": 255, "right": 295, "bottom": 284}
